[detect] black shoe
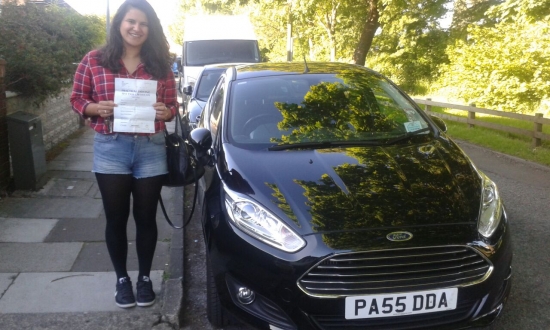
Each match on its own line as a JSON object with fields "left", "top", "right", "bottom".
{"left": 136, "top": 276, "right": 156, "bottom": 307}
{"left": 115, "top": 277, "right": 136, "bottom": 308}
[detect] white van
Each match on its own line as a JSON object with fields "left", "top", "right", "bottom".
{"left": 179, "top": 15, "right": 261, "bottom": 98}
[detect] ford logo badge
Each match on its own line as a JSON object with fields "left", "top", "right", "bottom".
{"left": 386, "top": 231, "right": 413, "bottom": 242}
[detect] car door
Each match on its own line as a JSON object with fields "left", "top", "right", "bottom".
{"left": 197, "top": 75, "right": 226, "bottom": 199}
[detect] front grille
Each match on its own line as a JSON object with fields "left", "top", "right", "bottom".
{"left": 298, "top": 246, "right": 492, "bottom": 297}
{"left": 310, "top": 298, "right": 479, "bottom": 330}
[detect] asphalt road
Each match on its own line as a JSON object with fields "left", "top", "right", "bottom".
{"left": 179, "top": 140, "right": 550, "bottom": 330}
{"left": 455, "top": 141, "right": 550, "bottom": 330}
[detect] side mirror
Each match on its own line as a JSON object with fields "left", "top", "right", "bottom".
{"left": 189, "top": 128, "right": 213, "bottom": 166}
{"left": 430, "top": 115, "right": 447, "bottom": 133}
{"left": 183, "top": 85, "right": 193, "bottom": 96}
{"left": 179, "top": 128, "right": 212, "bottom": 186}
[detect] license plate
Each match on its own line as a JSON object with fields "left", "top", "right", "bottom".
{"left": 345, "top": 288, "right": 458, "bottom": 319}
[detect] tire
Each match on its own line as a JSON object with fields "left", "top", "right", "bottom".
{"left": 206, "top": 253, "right": 228, "bottom": 327}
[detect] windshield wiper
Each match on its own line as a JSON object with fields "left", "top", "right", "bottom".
{"left": 268, "top": 140, "right": 383, "bottom": 151}
{"left": 384, "top": 127, "right": 432, "bottom": 145}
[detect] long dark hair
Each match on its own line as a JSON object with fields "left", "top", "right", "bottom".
{"left": 99, "top": 0, "right": 171, "bottom": 79}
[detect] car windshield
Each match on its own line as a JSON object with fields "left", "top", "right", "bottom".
{"left": 196, "top": 69, "right": 225, "bottom": 100}
{"left": 228, "top": 73, "right": 430, "bottom": 147}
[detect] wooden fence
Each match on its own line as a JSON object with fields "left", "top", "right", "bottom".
{"left": 414, "top": 98, "right": 550, "bottom": 148}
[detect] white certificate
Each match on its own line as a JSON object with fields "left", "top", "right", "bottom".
{"left": 113, "top": 78, "right": 157, "bottom": 133}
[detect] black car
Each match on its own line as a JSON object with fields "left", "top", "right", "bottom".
{"left": 182, "top": 64, "right": 234, "bottom": 133}
{"left": 186, "top": 62, "right": 512, "bottom": 330}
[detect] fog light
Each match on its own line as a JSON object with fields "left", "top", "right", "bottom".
{"left": 237, "top": 287, "right": 255, "bottom": 305}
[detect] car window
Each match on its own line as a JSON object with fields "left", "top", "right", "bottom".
{"left": 371, "top": 80, "right": 426, "bottom": 124}
{"left": 196, "top": 70, "right": 224, "bottom": 100}
{"left": 209, "top": 76, "right": 226, "bottom": 139}
{"left": 227, "top": 74, "right": 429, "bottom": 146}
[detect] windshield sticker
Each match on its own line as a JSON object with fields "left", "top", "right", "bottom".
{"left": 404, "top": 121, "right": 422, "bottom": 132}
{"left": 404, "top": 108, "right": 417, "bottom": 121}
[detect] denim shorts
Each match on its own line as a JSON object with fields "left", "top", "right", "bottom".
{"left": 93, "top": 132, "right": 167, "bottom": 178}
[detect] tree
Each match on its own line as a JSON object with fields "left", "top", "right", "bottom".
{"left": 0, "top": 0, "right": 105, "bottom": 103}
{"left": 249, "top": 0, "right": 370, "bottom": 62}
{"left": 357, "top": 0, "right": 451, "bottom": 93}
{"left": 435, "top": 0, "right": 550, "bottom": 113}
{"left": 242, "top": 1, "right": 292, "bottom": 62}
{"left": 352, "top": 0, "right": 381, "bottom": 65}
{"left": 305, "top": 0, "right": 344, "bottom": 61}
{"left": 449, "top": 0, "right": 501, "bottom": 41}
{"left": 486, "top": 0, "right": 550, "bottom": 23}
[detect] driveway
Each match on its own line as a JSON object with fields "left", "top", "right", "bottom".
{"left": 455, "top": 141, "right": 550, "bottom": 330}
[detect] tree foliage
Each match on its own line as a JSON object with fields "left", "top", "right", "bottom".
{"left": 248, "top": 1, "right": 290, "bottom": 62}
{"left": 169, "top": 0, "right": 550, "bottom": 113}
{"left": 0, "top": 0, "right": 105, "bottom": 103}
{"left": 248, "top": 0, "right": 452, "bottom": 93}
{"left": 449, "top": 0, "right": 501, "bottom": 41}
{"left": 434, "top": 0, "right": 550, "bottom": 113}
{"left": 365, "top": 0, "right": 450, "bottom": 94}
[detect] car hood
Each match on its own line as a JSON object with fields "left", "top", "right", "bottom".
{"left": 220, "top": 138, "right": 482, "bottom": 238}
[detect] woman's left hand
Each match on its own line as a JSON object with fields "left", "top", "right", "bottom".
{"left": 153, "top": 102, "right": 172, "bottom": 121}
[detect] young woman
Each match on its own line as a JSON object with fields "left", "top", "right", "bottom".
{"left": 70, "top": 0, "right": 178, "bottom": 308}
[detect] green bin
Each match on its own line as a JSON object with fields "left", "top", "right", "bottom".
{"left": 7, "top": 111, "right": 47, "bottom": 190}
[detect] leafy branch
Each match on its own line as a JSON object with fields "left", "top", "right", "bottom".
{"left": 0, "top": 0, "right": 105, "bottom": 105}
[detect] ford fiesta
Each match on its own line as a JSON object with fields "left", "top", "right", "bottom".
{"left": 187, "top": 62, "right": 512, "bottom": 330}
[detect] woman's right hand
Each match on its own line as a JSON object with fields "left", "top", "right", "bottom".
{"left": 96, "top": 101, "right": 117, "bottom": 118}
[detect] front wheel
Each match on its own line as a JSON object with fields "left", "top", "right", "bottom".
{"left": 206, "top": 253, "right": 228, "bottom": 327}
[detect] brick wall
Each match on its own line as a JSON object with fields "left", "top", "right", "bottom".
{"left": 42, "top": 90, "right": 83, "bottom": 150}
{"left": 6, "top": 89, "right": 83, "bottom": 151}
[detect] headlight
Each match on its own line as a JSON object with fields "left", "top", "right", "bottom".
{"left": 224, "top": 188, "right": 306, "bottom": 252}
{"left": 478, "top": 172, "right": 503, "bottom": 238}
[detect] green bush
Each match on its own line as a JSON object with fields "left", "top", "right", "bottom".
{"left": 0, "top": 0, "right": 105, "bottom": 104}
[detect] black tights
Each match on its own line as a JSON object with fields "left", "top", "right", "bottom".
{"left": 95, "top": 173, "right": 164, "bottom": 281}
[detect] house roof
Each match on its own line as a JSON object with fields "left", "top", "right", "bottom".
{"left": 1, "top": 0, "right": 72, "bottom": 8}
{"left": 29, "top": 0, "right": 71, "bottom": 8}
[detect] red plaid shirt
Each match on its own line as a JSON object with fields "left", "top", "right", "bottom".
{"left": 70, "top": 49, "right": 178, "bottom": 135}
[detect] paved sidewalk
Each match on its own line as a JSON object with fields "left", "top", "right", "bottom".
{"left": 0, "top": 124, "right": 185, "bottom": 330}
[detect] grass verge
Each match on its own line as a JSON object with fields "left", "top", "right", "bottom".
{"left": 427, "top": 107, "right": 550, "bottom": 167}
